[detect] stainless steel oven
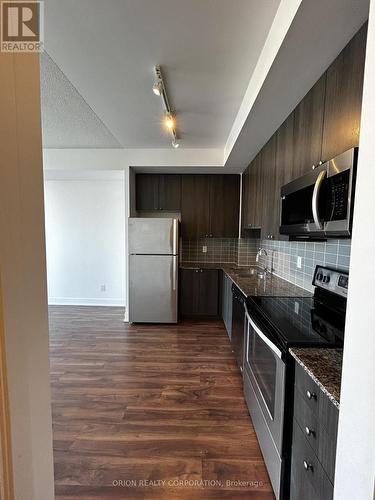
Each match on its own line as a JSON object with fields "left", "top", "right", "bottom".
{"left": 243, "top": 303, "right": 286, "bottom": 499}
{"left": 280, "top": 148, "right": 357, "bottom": 239}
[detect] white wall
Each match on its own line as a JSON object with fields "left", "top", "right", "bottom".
{"left": 44, "top": 174, "right": 126, "bottom": 306}
{"left": 334, "top": 3, "right": 375, "bottom": 499}
{"left": 0, "top": 53, "right": 55, "bottom": 499}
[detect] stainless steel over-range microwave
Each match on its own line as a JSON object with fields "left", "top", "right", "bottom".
{"left": 280, "top": 148, "right": 358, "bottom": 239}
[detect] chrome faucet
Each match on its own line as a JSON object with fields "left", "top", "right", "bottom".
{"left": 256, "top": 248, "right": 268, "bottom": 274}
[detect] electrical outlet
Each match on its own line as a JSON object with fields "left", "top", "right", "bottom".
{"left": 202, "top": 245, "right": 207, "bottom": 253}
{"left": 297, "top": 256, "right": 302, "bottom": 269}
{"left": 100, "top": 284, "right": 106, "bottom": 292}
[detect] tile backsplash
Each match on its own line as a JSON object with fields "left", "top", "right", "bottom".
{"left": 182, "top": 237, "right": 351, "bottom": 292}
{"left": 181, "top": 238, "right": 238, "bottom": 264}
{"left": 256, "top": 238, "right": 351, "bottom": 292}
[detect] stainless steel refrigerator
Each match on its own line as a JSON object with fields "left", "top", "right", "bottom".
{"left": 128, "top": 218, "right": 179, "bottom": 323}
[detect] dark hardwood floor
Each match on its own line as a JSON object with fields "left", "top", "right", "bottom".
{"left": 49, "top": 306, "right": 274, "bottom": 499}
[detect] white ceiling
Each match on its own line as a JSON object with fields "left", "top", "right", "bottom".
{"left": 40, "top": 52, "right": 122, "bottom": 148}
{"left": 42, "top": 0, "right": 281, "bottom": 149}
{"left": 41, "top": 0, "right": 370, "bottom": 173}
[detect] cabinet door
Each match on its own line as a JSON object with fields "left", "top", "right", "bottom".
{"left": 209, "top": 175, "right": 240, "bottom": 237}
{"left": 158, "top": 175, "right": 181, "bottom": 210}
{"left": 241, "top": 167, "right": 250, "bottom": 232}
{"left": 136, "top": 174, "right": 159, "bottom": 210}
{"left": 198, "top": 269, "right": 219, "bottom": 316}
{"left": 260, "top": 135, "right": 277, "bottom": 240}
{"left": 179, "top": 269, "right": 200, "bottom": 316}
{"left": 275, "top": 113, "right": 295, "bottom": 239}
{"left": 181, "top": 175, "right": 210, "bottom": 240}
{"left": 293, "top": 74, "right": 326, "bottom": 177}
{"left": 322, "top": 23, "right": 367, "bottom": 160}
{"left": 244, "top": 154, "right": 262, "bottom": 230}
{"left": 252, "top": 153, "right": 264, "bottom": 228}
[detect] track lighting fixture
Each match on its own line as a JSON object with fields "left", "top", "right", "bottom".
{"left": 152, "top": 65, "right": 180, "bottom": 148}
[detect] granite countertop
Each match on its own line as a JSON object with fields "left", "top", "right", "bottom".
{"left": 180, "top": 261, "right": 312, "bottom": 298}
{"left": 289, "top": 348, "right": 343, "bottom": 409}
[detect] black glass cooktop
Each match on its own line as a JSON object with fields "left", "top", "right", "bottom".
{"left": 248, "top": 295, "right": 345, "bottom": 352}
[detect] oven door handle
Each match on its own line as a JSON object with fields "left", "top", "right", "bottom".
{"left": 312, "top": 169, "right": 327, "bottom": 230}
{"left": 247, "top": 313, "right": 283, "bottom": 359}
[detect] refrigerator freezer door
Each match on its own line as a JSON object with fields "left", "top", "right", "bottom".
{"left": 129, "top": 255, "right": 178, "bottom": 323}
{"left": 128, "top": 218, "right": 178, "bottom": 255}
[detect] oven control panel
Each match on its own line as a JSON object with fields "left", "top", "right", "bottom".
{"left": 313, "top": 265, "right": 349, "bottom": 298}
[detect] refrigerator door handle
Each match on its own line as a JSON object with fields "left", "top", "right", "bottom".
{"left": 172, "top": 257, "right": 177, "bottom": 291}
{"left": 172, "top": 219, "right": 178, "bottom": 255}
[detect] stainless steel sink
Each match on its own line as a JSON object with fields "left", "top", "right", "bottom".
{"left": 236, "top": 267, "right": 266, "bottom": 279}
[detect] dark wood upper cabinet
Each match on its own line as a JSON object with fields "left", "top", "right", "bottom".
{"left": 260, "top": 135, "right": 277, "bottom": 239}
{"left": 251, "top": 154, "right": 264, "bottom": 229}
{"left": 181, "top": 175, "right": 211, "bottom": 240}
{"left": 136, "top": 174, "right": 159, "bottom": 211}
{"left": 241, "top": 153, "right": 263, "bottom": 233}
{"left": 136, "top": 174, "right": 181, "bottom": 211}
{"left": 181, "top": 174, "right": 240, "bottom": 240}
{"left": 209, "top": 175, "right": 240, "bottom": 238}
{"left": 293, "top": 73, "right": 326, "bottom": 178}
{"left": 276, "top": 112, "right": 295, "bottom": 186}
{"left": 158, "top": 174, "right": 181, "bottom": 210}
{"left": 322, "top": 23, "right": 367, "bottom": 161}
{"left": 275, "top": 113, "right": 295, "bottom": 239}
{"left": 241, "top": 166, "right": 250, "bottom": 231}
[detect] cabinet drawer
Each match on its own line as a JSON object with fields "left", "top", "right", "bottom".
{"left": 294, "top": 386, "right": 337, "bottom": 482}
{"left": 294, "top": 363, "right": 339, "bottom": 438}
{"left": 291, "top": 419, "right": 334, "bottom": 500}
{"left": 294, "top": 362, "right": 321, "bottom": 415}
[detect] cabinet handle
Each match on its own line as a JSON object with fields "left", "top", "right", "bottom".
{"left": 306, "top": 390, "right": 317, "bottom": 400}
{"left": 305, "top": 426, "right": 315, "bottom": 437}
{"left": 209, "top": 234, "right": 213, "bottom": 238}
{"left": 303, "top": 460, "right": 313, "bottom": 471}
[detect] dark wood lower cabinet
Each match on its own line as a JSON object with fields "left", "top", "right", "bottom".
{"left": 291, "top": 361, "right": 338, "bottom": 500}
{"left": 179, "top": 268, "right": 220, "bottom": 318}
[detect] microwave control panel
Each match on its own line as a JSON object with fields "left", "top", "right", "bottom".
{"left": 329, "top": 172, "right": 350, "bottom": 221}
{"left": 313, "top": 265, "right": 349, "bottom": 298}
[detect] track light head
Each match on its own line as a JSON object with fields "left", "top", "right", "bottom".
{"left": 152, "top": 82, "right": 162, "bottom": 96}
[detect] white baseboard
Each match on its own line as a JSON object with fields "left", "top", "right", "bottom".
{"left": 48, "top": 297, "right": 125, "bottom": 307}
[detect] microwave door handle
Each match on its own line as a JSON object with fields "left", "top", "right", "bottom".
{"left": 312, "top": 170, "right": 327, "bottom": 230}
